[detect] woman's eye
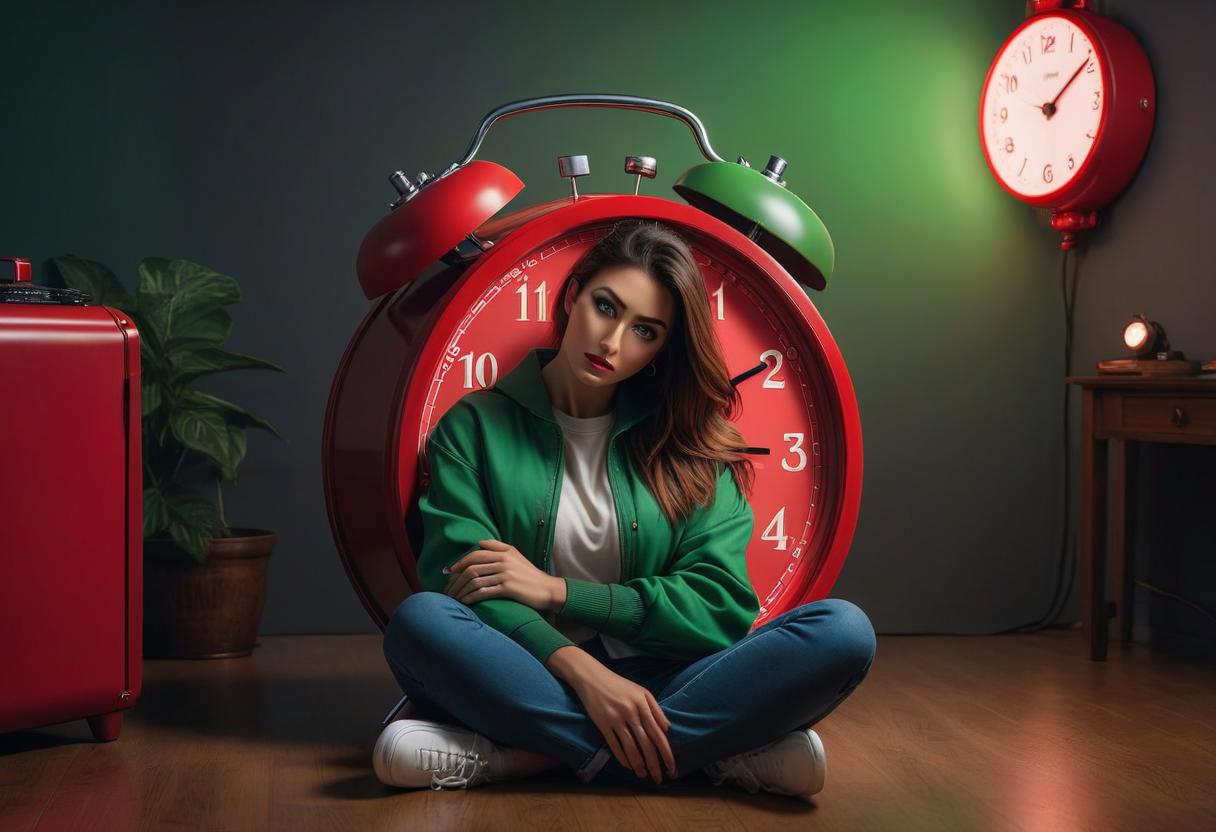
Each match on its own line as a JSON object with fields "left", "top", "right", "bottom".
{"left": 597, "top": 298, "right": 654, "bottom": 340}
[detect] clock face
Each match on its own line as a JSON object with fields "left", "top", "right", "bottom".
{"left": 981, "top": 14, "right": 1107, "bottom": 200}
{"left": 411, "top": 220, "right": 841, "bottom": 627}
{"left": 326, "top": 194, "right": 861, "bottom": 632}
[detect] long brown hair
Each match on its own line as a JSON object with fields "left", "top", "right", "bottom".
{"left": 550, "top": 221, "right": 755, "bottom": 526}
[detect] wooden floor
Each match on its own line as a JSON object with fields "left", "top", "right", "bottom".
{"left": 2, "top": 629, "right": 1214, "bottom": 831}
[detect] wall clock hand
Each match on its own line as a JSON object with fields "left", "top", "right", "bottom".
{"left": 1044, "top": 53, "right": 1092, "bottom": 118}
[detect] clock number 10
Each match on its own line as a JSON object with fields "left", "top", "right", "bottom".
{"left": 458, "top": 351, "right": 499, "bottom": 389}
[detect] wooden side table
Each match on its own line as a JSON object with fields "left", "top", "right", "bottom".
{"left": 1065, "top": 375, "right": 1216, "bottom": 660}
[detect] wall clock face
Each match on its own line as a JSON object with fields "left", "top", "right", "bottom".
{"left": 980, "top": 14, "right": 1106, "bottom": 201}
{"left": 325, "top": 196, "right": 861, "bottom": 631}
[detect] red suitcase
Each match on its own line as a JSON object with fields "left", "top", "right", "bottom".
{"left": 0, "top": 256, "right": 142, "bottom": 741}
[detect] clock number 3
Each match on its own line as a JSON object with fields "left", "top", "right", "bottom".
{"left": 781, "top": 432, "right": 807, "bottom": 472}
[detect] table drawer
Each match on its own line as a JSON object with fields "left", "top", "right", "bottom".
{"left": 1104, "top": 395, "right": 1216, "bottom": 438}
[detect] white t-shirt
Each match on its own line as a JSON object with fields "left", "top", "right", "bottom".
{"left": 545, "top": 404, "right": 648, "bottom": 659}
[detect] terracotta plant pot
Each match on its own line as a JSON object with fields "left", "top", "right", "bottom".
{"left": 143, "top": 528, "right": 276, "bottom": 659}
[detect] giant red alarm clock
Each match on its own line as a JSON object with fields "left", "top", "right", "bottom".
{"left": 979, "top": 0, "right": 1155, "bottom": 249}
{"left": 323, "top": 94, "right": 862, "bottom": 632}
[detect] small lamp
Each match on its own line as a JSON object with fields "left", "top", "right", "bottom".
{"left": 1121, "top": 313, "right": 1168, "bottom": 358}
{"left": 1098, "top": 313, "right": 1200, "bottom": 375}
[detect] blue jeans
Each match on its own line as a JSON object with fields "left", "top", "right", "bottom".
{"left": 382, "top": 592, "right": 876, "bottom": 788}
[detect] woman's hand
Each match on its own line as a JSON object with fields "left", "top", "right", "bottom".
{"left": 443, "top": 539, "right": 564, "bottom": 611}
{"left": 566, "top": 660, "right": 676, "bottom": 784}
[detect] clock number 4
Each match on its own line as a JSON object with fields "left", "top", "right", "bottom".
{"left": 515, "top": 279, "right": 548, "bottom": 322}
{"left": 761, "top": 506, "right": 790, "bottom": 551}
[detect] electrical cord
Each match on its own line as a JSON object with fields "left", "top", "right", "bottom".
{"left": 996, "top": 246, "right": 1081, "bottom": 634}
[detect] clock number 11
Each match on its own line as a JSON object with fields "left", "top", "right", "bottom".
{"left": 515, "top": 279, "right": 548, "bottom": 322}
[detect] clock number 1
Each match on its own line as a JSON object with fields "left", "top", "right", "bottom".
{"left": 711, "top": 281, "right": 725, "bottom": 321}
{"left": 515, "top": 279, "right": 548, "bottom": 322}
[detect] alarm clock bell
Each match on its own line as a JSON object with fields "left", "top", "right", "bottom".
{"left": 356, "top": 94, "right": 835, "bottom": 299}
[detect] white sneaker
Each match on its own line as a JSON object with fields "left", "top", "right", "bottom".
{"left": 704, "top": 729, "right": 827, "bottom": 801}
{"left": 373, "top": 718, "right": 499, "bottom": 790}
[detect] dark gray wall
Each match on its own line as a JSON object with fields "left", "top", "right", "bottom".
{"left": 1070, "top": 2, "right": 1216, "bottom": 661}
{"left": 3, "top": 1, "right": 1210, "bottom": 652}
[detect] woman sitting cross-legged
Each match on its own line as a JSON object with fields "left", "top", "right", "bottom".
{"left": 376, "top": 221, "right": 876, "bottom": 802}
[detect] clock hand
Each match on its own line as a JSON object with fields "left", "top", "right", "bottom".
{"left": 731, "top": 361, "right": 768, "bottom": 387}
{"left": 1042, "top": 54, "right": 1092, "bottom": 119}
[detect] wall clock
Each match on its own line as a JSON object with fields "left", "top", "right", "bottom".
{"left": 979, "top": 0, "right": 1155, "bottom": 249}
{"left": 323, "top": 94, "right": 862, "bottom": 632}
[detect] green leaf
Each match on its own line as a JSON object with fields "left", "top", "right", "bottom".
{"left": 165, "top": 496, "right": 220, "bottom": 563}
{"left": 142, "top": 382, "right": 163, "bottom": 418}
{"left": 136, "top": 258, "right": 239, "bottom": 348}
{"left": 180, "top": 389, "right": 286, "bottom": 442}
{"left": 170, "top": 347, "right": 286, "bottom": 384}
{"left": 131, "top": 310, "right": 167, "bottom": 365}
{"left": 162, "top": 308, "right": 234, "bottom": 355}
{"left": 169, "top": 404, "right": 234, "bottom": 476}
{"left": 52, "top": 255, "right": 133, "bottom": 310}
{"left": 143, "top": 487, "right": 172, "bottom": 537}
{"left": 223, "top": 424, "right": 247, "bottom": 483}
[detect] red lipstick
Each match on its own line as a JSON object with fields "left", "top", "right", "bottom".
{"left": 585, "top": 353, "right": 614, "bottom": 371}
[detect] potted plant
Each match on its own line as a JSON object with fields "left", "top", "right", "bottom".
{"left": 55, "top": 255, "right": 286, "bottom": 658}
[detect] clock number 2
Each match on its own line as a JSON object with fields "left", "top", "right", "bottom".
{"left": 458, "top": 351, "right": 499, "bottom": 389}
{"left": 760, "top": 349, "right": 785, "bottom": 389}
{"left": 515, "top": 279, "right": 548, "bottom": 322}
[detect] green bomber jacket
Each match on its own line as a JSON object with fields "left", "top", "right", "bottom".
{"left": 414, "top": 346, "right": 760, "bottom": 665}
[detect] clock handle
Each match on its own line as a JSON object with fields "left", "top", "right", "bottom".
{"left": 1032, "top": 0, "right": 1087, "bottom": 12}
{"left": 446, "top": 94, "right": 727, "bottom": 175}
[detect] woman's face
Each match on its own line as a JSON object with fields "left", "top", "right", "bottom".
{"left": 561, "top": 265, "right": 675, "bottom": 384}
